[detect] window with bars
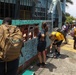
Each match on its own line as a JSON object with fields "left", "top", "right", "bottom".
{"left": 0, "top": 1, "right": 15, "bottom": 19}
{"left": 0, "top": 0, "right": 32, "bottom": 19}
{"left": 0, "top": 0, "right": 50, "bottom": 20}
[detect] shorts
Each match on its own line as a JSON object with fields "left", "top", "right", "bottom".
{"left": 53, "top": 40, "right": 63, "bottom": 47}
{"left": 37, "top": 41, "right": 46, "bottom": 52}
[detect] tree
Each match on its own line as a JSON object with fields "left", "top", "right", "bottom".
{"left": 65, "top": 13, "right": 70, "bottom": 16}
{"left": 60, "top": 0, "right": 73, "bottom": 6}
{"left": 61, "top": 0, "right": 73, "bottom": 23}
{"left": 66, "top": 16, "right": 75, "bottom": 24}
{"left": 66, "top": 0, "right": 73, "bottom": 6}
{"left": 66, "top": 0, "right": 73, "bottom": 4}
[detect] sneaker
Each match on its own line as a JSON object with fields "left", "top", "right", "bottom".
{"left": 63, "top": 42, "right": 68, "bottom": 44}
{"left": 47, "top": 53, "right": 54, "bottom": 58}
{"left": 42, "top": 62, "right": 46, "bottom": 66}
{"left": 50, "top": 51, "right": 53, "bottom": 54}
{"left": 55, "top": 54, "right": 61, "bottom": 58}
{"left": 50, "top": 54, "right": 54, "bottom": 58}
{"left": 37, "top": 63, "right": 42, "bottom": 67}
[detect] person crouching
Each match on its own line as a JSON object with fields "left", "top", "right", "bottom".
{"left": 49, "top": 31, "right": 64, "bottom": 58}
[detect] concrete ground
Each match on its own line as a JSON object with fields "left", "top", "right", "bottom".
{"left": 21, "top": 35, "right": 76, "bottom": 75}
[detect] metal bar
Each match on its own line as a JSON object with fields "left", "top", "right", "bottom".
{"left": 11, "top": 0, "right": 13, "bottom": 19}
{"left": 45, "top": 0, "right": 48, "bottom": 20}
{"left": 4, "top": 0, "right": 5, "bottom": 18}
{"left": 0, "top": 0, "right": 1, "bottom": 18}
{"left": 8, "top": 0, "right": 10, "bottom": 17}
{"left": 23, "top": 0, "right": 25, "bottom": 20}
{"left": 12, "top": 0, "right": 15, "bottom": 19}
{"left": 15, "top": 0, "right": 20, "bottom": 19}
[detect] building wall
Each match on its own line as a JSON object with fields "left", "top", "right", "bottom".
{"left": 0, "top": 0, "right": 32, "bottom": 6}
{"left": 0, "top": 0, "right": 66, "bottom": 21}
{"left": 61, "top": 0, "right": 66, "bottom": 14}
{"left": 0, "top": 0, "right": 53, "bottom": 20}
{"left": 0, "top": 0, "right": 66, "bottom": 72}
{"left": 0, "top": 0, "right": 33, "bottom": 19}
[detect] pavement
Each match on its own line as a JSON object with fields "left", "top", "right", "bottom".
{"left": 22, "top": 35, "right": 76, "bottom": 75}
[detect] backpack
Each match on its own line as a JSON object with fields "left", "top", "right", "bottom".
{"left": 0, "top": 24, "right": 23, "bottom": 61}
{"left": 56, "top": 28, "right": 64, "bottom": 36}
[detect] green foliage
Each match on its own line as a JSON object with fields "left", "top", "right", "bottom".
{"left": 66, "top": 0, "right": 73, "bottom": 6}
{"left": 65, "top": 13, "right": 70, "bottom": 17}
{"left": 66, "top": 0, "right": 73, "bottom": 4}
{"left": 66, "top": 16, "right": 75, "bottom": 24}
{"left": 62, "top": 0, "right": 74, "bottom": 23}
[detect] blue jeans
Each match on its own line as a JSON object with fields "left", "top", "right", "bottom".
{"left": 0, "top": 58, "right": 19, "bottom": 75}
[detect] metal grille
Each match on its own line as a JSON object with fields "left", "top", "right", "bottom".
{"left": 0, "top": 0, "right": 50, "bottom": 20}
{"left": 0, "top": 0, "right": 16, "bottom": 19}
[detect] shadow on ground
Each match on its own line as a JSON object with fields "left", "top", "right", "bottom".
{"left": 46, "top": 53, "right": 69, "bottom": 59}
{"left": 60, "top": 54, "right": 69, "bottom": 59}
{"left": 61, "top": 42, "right": 71, "bottom": 47}
{"left": 30, "top": 62, "right": 57, "bottom": 72}
{"left": 25, "top": 53, "right": 69, "bottom": 75}
{"left": 44, "top": 62, "right": 57, "bottom": 72}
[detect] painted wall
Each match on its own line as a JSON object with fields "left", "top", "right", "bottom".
{"left": 19, "top": 21, "right": 52, "bottom": 67}
{"left": 19, "top": 38, "right": 38, "bottom": 66}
